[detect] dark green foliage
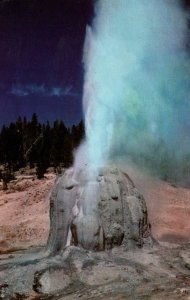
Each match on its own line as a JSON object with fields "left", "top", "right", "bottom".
{"left": 0, "top": 115, "right": 85, "bottom": 179}
{"left": 71, "top": 120, "right": 85, "bottom": 149}
{"left": 1, "top": 165, "right": 15, "bottom": 190}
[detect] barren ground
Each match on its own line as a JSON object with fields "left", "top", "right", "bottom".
{"left": 1, "top": 165, "right": 189, "bottom": 253}
{"left": 125, "top": 164, "right": 190, "bottom": 246}
{"left": 0, "top": 173, "right": 56, "bottom": 255}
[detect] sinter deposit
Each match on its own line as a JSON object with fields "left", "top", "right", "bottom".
{"left": 47, "top": 166, "right": 152, "bottom": 254}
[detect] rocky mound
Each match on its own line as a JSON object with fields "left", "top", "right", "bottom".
{"left": 47, "top": 166, "right": 152, "bottom": 253}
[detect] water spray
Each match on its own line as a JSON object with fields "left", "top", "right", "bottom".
{"left": 76, "top": 0, "right": 190, "bottom": 183}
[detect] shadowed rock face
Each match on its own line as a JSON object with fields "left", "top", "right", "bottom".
{"left": 47, "top": 166, "right": 151, "bottom": 253}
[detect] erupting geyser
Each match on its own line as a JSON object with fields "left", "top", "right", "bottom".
{"left": 80, "top": 0, "right": 190, "bottom": 181}
{"left": 2, "top": 2, "right": 190, "bottom": 299}
{"left": 48, "top": 0, "right": 190, "bottom": 252}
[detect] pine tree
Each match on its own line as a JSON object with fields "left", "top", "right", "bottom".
{"left": 26, "top": 114, "right": 41, "bottom": 168}
{"left": 36, "top": 122, "right": 51, "bottom": 179}
{"left": 71, "top": 120, "right": 85, "bottom": 149}
{"left": 0, "top": 114, "right": 86, "bottom": 179}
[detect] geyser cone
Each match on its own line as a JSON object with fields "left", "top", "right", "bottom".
{"left": 47, "top": 166, "right": 152, "bottom": 253}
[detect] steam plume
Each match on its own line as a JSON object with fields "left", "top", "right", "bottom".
{"left": 77, "top": 0, "right": 190, "bottom": 182}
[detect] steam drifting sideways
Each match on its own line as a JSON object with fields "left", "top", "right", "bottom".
{"left": 77, "top": 0, "right": 190, "bottom": 183}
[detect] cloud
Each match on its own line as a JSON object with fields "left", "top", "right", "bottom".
{"left": 10, "top": 86, "right": 30, "bottom": 97}
{"left": 49, "top": 86, "right": 79, "bottom": 97}
{"left": 9, "top": 84, "right": 79, "bottom": 98}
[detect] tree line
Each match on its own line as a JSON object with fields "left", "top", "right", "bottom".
{"left": 0, "top": 113, "right": 85, "bottom": 186}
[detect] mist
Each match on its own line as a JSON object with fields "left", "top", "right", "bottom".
{"left": 79, "top": 0, "right": 190, "bottom": 183}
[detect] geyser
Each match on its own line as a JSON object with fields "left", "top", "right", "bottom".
{"left": 80, "top": 0, "right": 190, "bottom": 182}
{"left": 3, "top": 3, "right": 190, "bottom": 299}
{"left": 48, "top": 0, "right": 190, "bottom": 252}
{"left": 47, "top": 166, "right": 151, "bottom": 253}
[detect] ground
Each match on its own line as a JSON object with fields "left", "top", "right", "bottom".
{"left": 0, "top": 173, "right": 56, "bottom": 255}
{"left": 0, "top": 165, "right": 190, "bottom": 299}
{"left": 125, "top": 163, "right": 190, "bottom": 246}
{"left": 0, "top": 165, "right": 189, "bottom": 253}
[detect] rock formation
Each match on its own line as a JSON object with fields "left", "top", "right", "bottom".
{"left": 3, "top": 166, "right": 190, "bottom": 300}
{"left": 47, "top": 166, "right": 151, "bottom": 254}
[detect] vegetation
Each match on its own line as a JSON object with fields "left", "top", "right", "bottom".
{"left": 0, "top": 114, "right": 85, "bottom": 180}
{"left": 1, "top": 113, "right": 189, "bottom": 187}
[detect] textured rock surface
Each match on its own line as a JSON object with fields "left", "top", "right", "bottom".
{"left": 1, "top": 166, "right": 190, "bottom": 299}
{"left": 47, "top": 166, "right": 151, "bottom": 253}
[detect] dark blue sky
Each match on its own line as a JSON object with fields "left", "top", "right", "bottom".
{"left": 0, "top": 0, "right": 94, "bottom": 127}
{"left": 0, "top": 0, "right": 189, "bottom": 128}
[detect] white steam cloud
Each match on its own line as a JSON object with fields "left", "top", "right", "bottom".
{"left": 76, "top": 0, "right": 190, "bottom": 182}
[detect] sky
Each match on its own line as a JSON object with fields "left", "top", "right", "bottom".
{"left": 0, "top": 0, "right": 94, "bottom": 127}
{"left": 0, "top": 0, "right": 190, "bottom": 128}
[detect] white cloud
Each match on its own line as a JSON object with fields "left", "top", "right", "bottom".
{"left": 9, "top": 84, "right": 79, "bottom": 98}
